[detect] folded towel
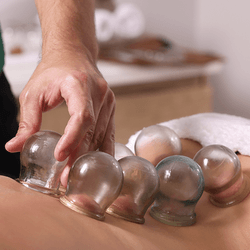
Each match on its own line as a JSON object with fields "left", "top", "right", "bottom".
{"left": 127, "top": 113, "right": 250, "bottom": 156}
{"left": 114, "top": 3, "right": 145, "bottom": 39}
{"left": 95, "top": 9, "right": 115, "bottom": 42}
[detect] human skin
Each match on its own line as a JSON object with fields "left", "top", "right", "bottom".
{"left": 5, "top": 0, "right": 116, "bottom": 186}
{"left": 0, "top": 139, "right": 250, "bottom": 249}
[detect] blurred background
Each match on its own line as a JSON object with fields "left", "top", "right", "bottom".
{"left": 118, "top": 0, "right": 250, "bottom": 119}
{"left": 0, "top": 0, "right": 249, "bottom": 142}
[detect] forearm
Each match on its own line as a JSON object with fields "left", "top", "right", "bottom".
{"left": 35, "top": 0, "right": 98, "bottom": 62}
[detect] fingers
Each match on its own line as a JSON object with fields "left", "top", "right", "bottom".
{"left": 58, "top": 87, "right": 115, "bottom": 186}
{"left": 98, "top": 105, "right": 116, "bottom": 156}
{"left": 89, "top": 90, "right": 116, "bottom": 154}
{"left": 54, "top": 75, "right": 96, "bottom": 161}
{"left": 60, "top": 165, "right": 71, "bottom": 187}
{"left": 55, "top": 74, "right": 116, "bottom": 161}
{"left": 5, "top": 88, "right": 42, "bottom": 153}
{"left": 60, "top": 103, "right": 115, "bottom": 187}
{"left": 54, "top": 105, "right": 95, "bottom": 161}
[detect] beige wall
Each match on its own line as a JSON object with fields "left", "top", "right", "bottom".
{"left": 119, "top": 0, "right": 250, "bottom": 119}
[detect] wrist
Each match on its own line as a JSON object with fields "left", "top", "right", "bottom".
{"left": 42, "top": 40, "right": 99, "bottom": 65}
{"left": 36, "top": 0, "right": 98, "bottom": 63}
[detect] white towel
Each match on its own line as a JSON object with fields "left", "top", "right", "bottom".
{"left": 95, "top": 9, "right": 115, "bottom": 42}
{"left": 127, "top": 113, "right": 250, "bottom": 156}
{"left": 114, "top": 3, "right": 145, "bottom": 39}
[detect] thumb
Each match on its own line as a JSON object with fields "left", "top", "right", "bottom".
{"left": 5, "top": 92, "right": 42, "bottom": 153}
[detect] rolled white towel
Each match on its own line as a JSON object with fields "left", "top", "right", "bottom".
{"left": 127, "top": 113, "right": 250, "bottom": 156}
{"left": 114, "top": 3, "right": 145, "bottom": 39}
{"left": 95, "top": 9, "right": 115, "bottom": 42}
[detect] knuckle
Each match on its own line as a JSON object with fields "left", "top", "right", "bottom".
{"left": 19, "top": 89, "right": 30, "bottom": 105}
{"left": 100, "top": 85, "right": 115, "bottom": 108}
{"left": 84, "top": 127, "right": 95, "bottom": 144}
{"left": 109, "top": 130, "right": 116, "bottom": 143}
{"left": 17, "top": 121, "right": 29, "bottom": 132}
{"left": 66, "top": 75, "right": 83, "bottom": 89}
{"left": 83, "top": 108, "right": 96, "bottom": 126}
{"left": 93, "top": 132, "right": 106, "bottom": 149}
{"left": 18, "top": 121, "right": 38, "bottom": 135}
{"left": 108, "top": 90, "right": 116, "bottom": 107}
{"left": 76, "top": 71, "right": 89, "bottom": 83}
{"left": 63, "top": 71, "right": 88, "bottom": 92}
{"left": 75, "top": 104, "right": 96, "bottom": 127}
{"left": 94, "top": 78, "right": 109, "bottom": 104}
{"left": 98, "top": 78, "right": 109, "bottom": 95}
{"left": 19, "top": 83, "right": 40, "bottom": 106}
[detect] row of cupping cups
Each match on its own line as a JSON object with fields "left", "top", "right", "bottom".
{"left": 18, "top": 127, "right": 250, "bottom": 227}
{"left": 95, "top": 3, "right": 145, "bottom": 42}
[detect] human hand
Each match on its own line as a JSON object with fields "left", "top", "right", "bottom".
{"left": 5, "top": 49, "right": 116, "bottom": 186}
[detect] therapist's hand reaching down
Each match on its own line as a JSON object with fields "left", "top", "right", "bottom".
{"left": 6, "top": 52, "right": 115, "bottom": 186}
{"left": 5, "top": 0, "right": 116, "bottom": 187}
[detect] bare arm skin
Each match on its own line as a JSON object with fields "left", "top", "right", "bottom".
{"left": 5, "top": 0, "right": 116, "bottom": 186}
